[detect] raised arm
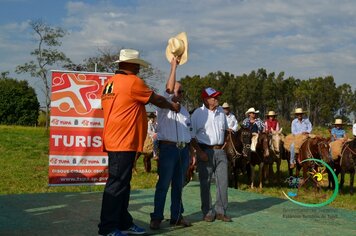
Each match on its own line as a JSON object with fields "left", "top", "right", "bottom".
{"left": 165, "top": 57, "right": 179, "bottom": 94}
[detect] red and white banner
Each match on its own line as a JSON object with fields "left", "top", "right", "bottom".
{"left": 49, "top": 70, "right": 113, "bottom": 186}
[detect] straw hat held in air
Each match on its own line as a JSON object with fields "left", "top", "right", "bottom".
{"left": 166, "top": 32, "right": 188, "bottom": 65}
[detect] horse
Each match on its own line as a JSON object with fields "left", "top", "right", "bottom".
{"left": 266, "top": 129, "right": 285, "bottom": 184}
{"left": 133, "top": 134, "right": 156, "bottom": 173}
{"left": 295, "top": 136, "right": 330, "bottom": 187}
{"left": 248, "top": 132, "right": 270, "bottom": 189}
{"left": 339, "top": 139, "right": 356, "bottom": 194}
{"left": 224, "top": 127, "right": 252, "bottom": 189}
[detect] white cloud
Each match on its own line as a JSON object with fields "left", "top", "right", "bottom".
{"left": 1, "top": 0, "right": 356, "bottom": 99}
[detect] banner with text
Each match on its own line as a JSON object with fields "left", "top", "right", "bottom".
{"left": 49, "top": 70, "right": 113, "bottom": 186}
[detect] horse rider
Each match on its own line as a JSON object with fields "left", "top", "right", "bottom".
{"left": 242, "top": 107, "right": 265, "bottom": 151}
{"left": 222, "top": 102, "right": 238, "bottom": 132}
{"left": 289, "top": 108, "right": 312, "bottom": 169}
{"left": 264, "top": 110, "right": 280, "bottom": 133}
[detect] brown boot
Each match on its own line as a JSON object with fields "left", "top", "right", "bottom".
{"left": 170, "top": 217, "right": 192, "bottom": 227}
{"left": 149, "top": 219, "right": 161, "bottom": 230}
{"left": 216, "top": 214, "right": 232, "bottom": 222}
{"left": 203, "top": 214, "right": 215, "bottom": 222}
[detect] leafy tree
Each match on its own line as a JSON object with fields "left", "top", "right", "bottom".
{"left": 16, "top": 20, "right": 72, "bottom": 129}
{"left": 336, "top": 83, "right": 355, "bottom": 122}
{"left": 63, "top": 48, "right": 165, "bottom": 92}
{"left": 0, "top": 73, "right": 39, "bottom": 125}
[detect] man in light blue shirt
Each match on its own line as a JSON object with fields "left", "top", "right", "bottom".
{"left": 290, "top": 108, "right": 312, "bottom": 169}
{"left": 330, "top": 119, "right": 347, "bottom": 141}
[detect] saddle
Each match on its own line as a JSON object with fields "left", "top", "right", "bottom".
{"left": 283, "top": 134, "right": 309, "bottom": 153}
{"left": 329, "top": 139, "right": 346, "bottom": 160}
{"left": 143, "top": 134, "right": 153, "bottom": 154}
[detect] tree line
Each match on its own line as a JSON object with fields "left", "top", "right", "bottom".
{"left": 1, "top": 20, "right": 355, "bottom": 127}
{"left": 180, "top": 69, "right": 356, "bottom": 127}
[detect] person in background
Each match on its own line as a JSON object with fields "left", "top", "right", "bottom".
{"left": 289, "top": 108, "right": 312, "bottom": 169}
{"left": 331, "top": 118, "right": 347, "bottom": 141}
{"left": 190, "top": 87, "right": 232, "bottom": 223}
{"left": 147, "top": 112, "right": 159, "bottom": 160}
{"left": 264, "top": 110, "right": 280, "bottom": 133}
{"left": 99, "top": 48, "right": 180, "bottom": 236}
{"left": 222, "top": 102, "right": 238, "bottom": 132}
{"left": 150, "top": 32, "right": 192, "bottom": 230}
{"left": 242, "top": 107, "right": 264, "bottom": 151}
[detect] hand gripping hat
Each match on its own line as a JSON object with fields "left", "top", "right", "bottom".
{"left": 166, "top": 32, "right": 188, "bottom": 65}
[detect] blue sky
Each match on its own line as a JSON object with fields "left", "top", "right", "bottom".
{"left": 1, "top": 0, "right": 356, "bottom": 104}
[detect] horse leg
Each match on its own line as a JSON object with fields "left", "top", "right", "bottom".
{"left": 268, "top": 162, "right": 273, "bottom": 180}
{"left": 340, "top": 170, "right": 345, "bottom": 194}
{"left": 133, "top": 152, "right": 141, "bottom": 174}
{"left": 250, "top": 164, "right": 255, "bottom": 189}
{"left": 143, "top": 152, "right": 152, "bottom": 172}
{"left": 259, "top": 162, "right": 264, "bottom": 189}
{"left": 275, "top": 157, "right": 281, "bottom": 185}
{"left": 350, "top": 171, "right": 355, "bottom": 195}
{"left": 234, "top": 159, "right": 240, "bottom": 189}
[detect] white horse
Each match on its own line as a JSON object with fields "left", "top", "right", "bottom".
{"left": 267, "top": 128, "right": 284, "bottom": 184}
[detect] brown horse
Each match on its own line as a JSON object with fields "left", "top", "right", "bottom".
{"left": 224, "top": 128, "right": 252, "bottom": 189}
{"left": 339, "top": 139, "right": 356, "bottom": 194}
{"left": 248, "top": 132, "right": 270, "bottom": 189}
{"left": 295, "top": 136, "right": 330, "bottom": 186}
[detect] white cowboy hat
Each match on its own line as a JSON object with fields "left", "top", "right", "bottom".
{"left": 333, "top": 119, "right": 344, "bottom": 125}
{"left": 165, "top": 32, "right": 188, "bottom": 65}
{"left": 245, "top": 107, "right": 259, "bottom": 115}
{"left": 222, "top": 102, "right": 230, "bottom": 108}
{"left": 114, "top": 49, "right": 149, "bottom": 68}
{"left": 294, "top": 108, "right": 306, "bottom": 114}
{"left": 266, "top": 111, "right": 277, "bottom": 116}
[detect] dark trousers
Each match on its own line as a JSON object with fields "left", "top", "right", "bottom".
{"left": 98, "top": 151, "right": 135, "bottom": 235}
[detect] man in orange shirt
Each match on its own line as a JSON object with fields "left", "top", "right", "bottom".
{"left": 98, "top": 49, "right": 180, "bottom": 236}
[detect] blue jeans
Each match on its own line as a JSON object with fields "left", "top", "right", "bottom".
{"left": 290, "top": 143, "right": 295, "bottom": 164}
{"left": 98, "top": 151, "right": 135, "bottom": 235}
{"left": 150, "top": 143, "right": 189, "bottom": 221}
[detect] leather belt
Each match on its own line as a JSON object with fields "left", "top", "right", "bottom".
{"left": 159, "top": 140, "right": 177, "bottom": 145}
{"left": 159, "top": 140, "right": 190, "bottom": 146}
{"left": 199, "top": 143, "right": 224, "bottom": 150}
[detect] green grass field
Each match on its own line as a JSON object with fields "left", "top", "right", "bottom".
{"left": 0, "top": 125, "right": 355, "bottom": 210}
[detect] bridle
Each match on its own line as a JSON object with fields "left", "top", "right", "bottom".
{"left": 223, "top": 131, "right": 241, "bottom": 166}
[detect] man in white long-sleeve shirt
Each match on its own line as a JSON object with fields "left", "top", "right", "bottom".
{"left": 222, "top": 102, "right": 238, "bottom": 132}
